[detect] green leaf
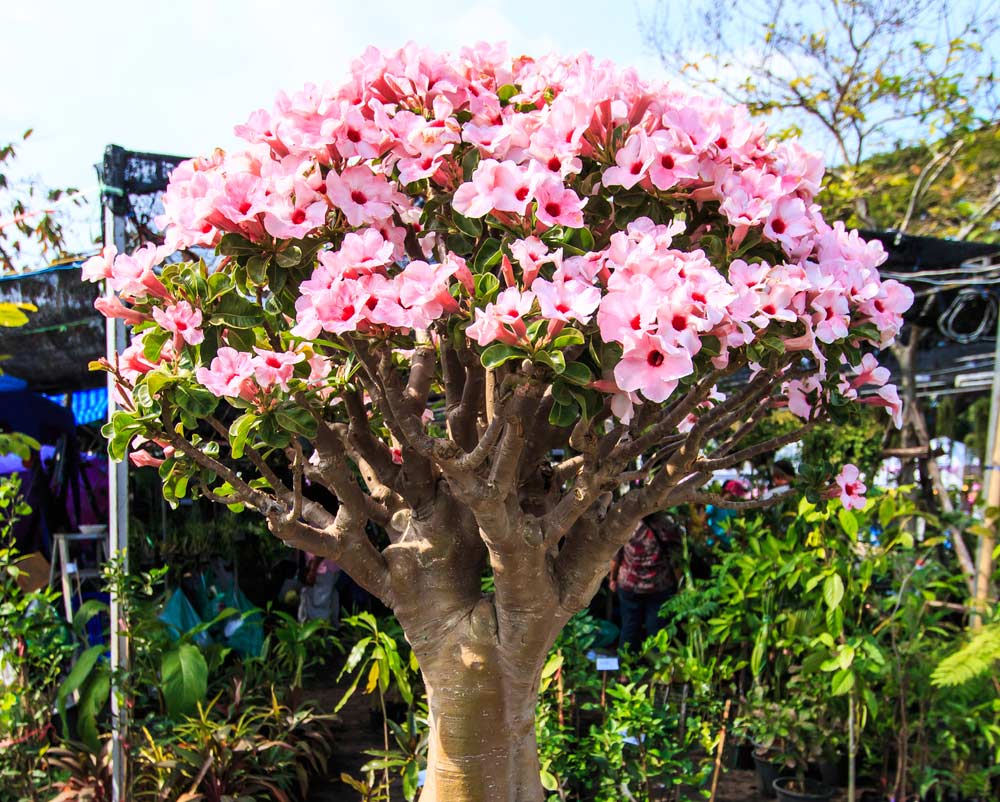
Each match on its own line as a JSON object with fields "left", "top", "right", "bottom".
{"left": 823, "top": 574, "right": 845, "bottom": 610}
{"left": 228, "top": 413, "right": 257, "bottom": 459}
{"left": 274, "top": 245, "right": 303, "bottom": 268}
{"left": 548, "top": 400, "right": 578, "bottom": 427}
{"left": 57, "top": 644, "right": 105, "bottom": 736}
{"left": 461, "top": 148, "right": 481, "bottom": 182}
{"left": 472, "top": 237, "right": 503, "bottom": 273}
{"left": 161, "top": 643, "right": 208, "bottom": 719}
{"left": 480, "top": 343, "right": 524, "bottom": 369}
{"left": 218, "top": 233, "right": 257, "bottom": 256}
{"left": 142, "top": 328, "right": 171, "bottom": 362}
{"left": 838, "top": 507, "right": 859, "bottom": 537}
{"left": 878, "top": 496, "right": 896, "bottom": 528}
{"left": 474, "top": 272, "right": 501, "bottom": 302}
{"left": 534, "top": 349, "right": 566, "bottom": 374}
{"left": 210, "top": 294, "right": 263, "bottom": 329}
{"left": 561, "top": 361, "right": 593, "bottom": 386}
{"left": 497, "top": 84, "right": 519, "bottom": 104}
{"left": 551, "top": 328, "right": 585, "bottom": 349}
{"left": 403, "top": 760, "right": 420, "bottom": 801}
{"left": 540, "top": 769, "right": 559, "bottom": 791}
{"left": 275, "top": 408, "right": 319, "bottom": 439}
{"left": 72, "top": 599, "right": 108, "bottom": 640}
{"left": 454, "top": 212, "right": 483, "bottom": 238}
{"left": 831, "top": 668, "right": 855, "bottom": 696}
{"left": 76, "top": 667, "right": 110, "bottom": 752}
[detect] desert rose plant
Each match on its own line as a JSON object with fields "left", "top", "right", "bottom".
{"left": 83, "top": 43, "right": 911, "bottom": 802}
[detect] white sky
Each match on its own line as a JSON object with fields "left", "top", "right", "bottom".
{"left": 2, "top": 0, "right": 664, "bottom": 253}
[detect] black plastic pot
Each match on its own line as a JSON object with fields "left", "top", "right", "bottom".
{"left": 753, "top": 753, "right": 782, "bottom": 798}
{"left": 772, "top": 777, "right": 835, "bottom": 802}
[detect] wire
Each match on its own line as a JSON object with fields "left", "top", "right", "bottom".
{"left": 937, "top": 288, "right": 996, "bottom": 343}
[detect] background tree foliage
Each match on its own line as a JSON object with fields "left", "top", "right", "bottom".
{"left": 646, "top": 0, "right": 999, "bottom": 239}
{"left": 0, "top": 129, "right": 82, "bottom": 274}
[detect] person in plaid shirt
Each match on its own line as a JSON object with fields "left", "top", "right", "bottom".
{"left": 609, "top": 512, "right": 681, "bottom": 653}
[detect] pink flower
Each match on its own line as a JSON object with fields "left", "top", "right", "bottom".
{"left": 196, "top": 347, "right": 255, "bottom": 398}
{"left": 395, "top": 260, "right": 461, "bottom": 329}
{"left": 860, "top": 382, "right": 903, "bottom": 428}
{"left": 94, "top": 295, "right": 150, "bottom": 325}
{"left": 152, "top": 301, "right": 205, "bottom": 346}
{"left": 784, "top": 376, "right": 822, "bottom": 420}
{"left": 849, "top": 353, "right": 890, "bottom": 391}
{"left": 602, "top": 131, "right": 654, "bottom": 190}
{"left": 252, "top": 347, "right": 304, "bottom": 391}
{"left": 532, "top": 277, "right": 600, "bottom": 325}
{"left": 108, "top": 243, "right": 171, "bottom": 300}
{"left": 613, "top": 332, "right": 694, "bottom": 403}
{"left": 119, "top": 336, "right": 159, "bottom": 383}
{"left": 648, "top": 131, "right": 700, "bottom": 191}
{"left": 452, "top": 159, "right": 538, "bottom": 218}
{"left": 81, "top": 245, "right": 117, "bottom": 282}
{"left": 129, "top": 449, "right": 164, "bottom": 469}
{"left": 466, "top": 287, "right": 535, "bottom": 346}
{"left": 835, "top": 464, "right": 867, "bottom": 511}
{"left": 326, "top": 165, "right": 395, "bottom": 227}
{"left": 533, "top": 179, "right": 586, "bottom": 228}
{"left": 510, "top": 237, "right": 556, "bottom": 286}
{"left": 763, "top": 197, "right": 813, "bottom": 253}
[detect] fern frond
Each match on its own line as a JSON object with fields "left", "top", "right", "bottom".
{"left": 931, "top": 623, "right": 1000, "bottom": 687}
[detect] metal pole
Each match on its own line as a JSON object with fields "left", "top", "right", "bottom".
{"left": 103, "top": 158, "right": 129, "bottom": 801}
{"left": 974, "top": 272, "right": 1000, "bottom": 628}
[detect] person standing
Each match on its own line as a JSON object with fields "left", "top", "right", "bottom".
{"left": 609, "top": 512, "right": 680, "bottom": 654}
{"left": 298, "top": 552, "right": 342, "bottom": 627}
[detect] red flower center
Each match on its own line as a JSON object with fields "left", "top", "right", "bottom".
{"left": 630, "top": 161, "right": 643, "bottom": 175}
{"left": 350, "top": 190, "right": 368, "bottom": 205}
{"left": 647, "top": 350, "right": 665, "bottom": 367}
{"left": 629, "top": 315, "right": 642, "bottom": 330}
{"left": 548, "top": 156, "right": 562, "bottom": 172}
{"left": 291, "top": 208, "right": 307, "bottom": 225}
{"left": 516, "top": 186, "right": 530, "bottom": 201}
{"left": 660, "top": 154, "right": 674, "bottom": 169}
{"left": 340, "top": 305, "right": 355, "bottom": 320}
{"left": 715, "top": 136, "right": 728, "bottom": 149}
{"left": 771, "top": 218, "right": 786, "bottom": 235}
{"left": 671, "top": 314, "right": 687, "bottom": 331}
{"left": 544, "top": 201, "right": 561, "bottom": 218}
{"left": 347, "top": 128, "right": 362, "bottom": 143}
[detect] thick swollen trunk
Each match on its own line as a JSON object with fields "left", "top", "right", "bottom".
{"left": 379, "top": 497, "right": 569, "bottom": 802}
{"left": 418, "top": 656, "right": 545, "bottom": 802}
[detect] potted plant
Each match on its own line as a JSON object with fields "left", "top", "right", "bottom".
{"left": 736, "top": 688, "right": 796, "bottom": 798}
{"left": 770, "top": 702, "right": 833, "bottom": 802}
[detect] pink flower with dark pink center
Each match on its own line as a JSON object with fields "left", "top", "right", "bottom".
{"left": 326, "top": 165, "right": 395, "bottom": 226}
{"left": 763, "top": 196, "right": 813, "bottom": 251}
{"left": 196, "top": 347, "right": 255, "bottom": 398}
{"left": 648, "top": 131, "right": 700, "bottom": 191}
{"left": 603, "top": 131, "right": 654, "bottom": 190}
{"left": 613, "top": 332, "right": 694, "bottom": 403}
{"left": 834, "top": 463, "right": 867, "bottom": 511}
{"left": 533, "top": 179, "right": 586, "bottom": 229}
{"left": 452, "top": 159, "right": 538, "bottom": 218}
{"left": 153, "top": 301, "right": 205, "bottom": 346}
{"left": 252, "top": 347, "right": 304, "bottom": 391}
{"left": 532, "top": 277, "right": 600, "bottom": 325}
